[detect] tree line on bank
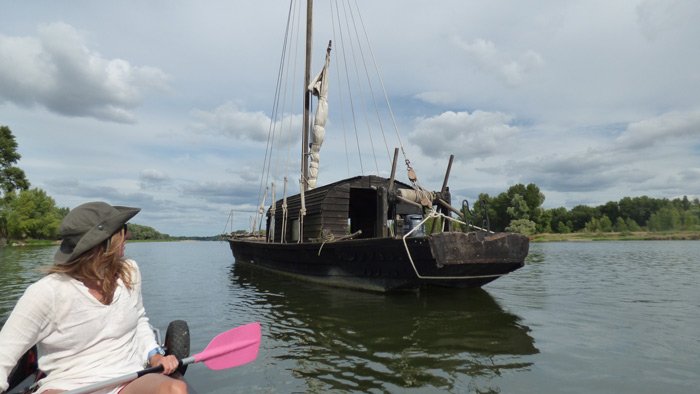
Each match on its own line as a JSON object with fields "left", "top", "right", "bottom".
{"left": 2, "top": 124, "right": 698, "bottom": 241}
{"left": 461, "top": 183, "right": 700, "bottom": 235}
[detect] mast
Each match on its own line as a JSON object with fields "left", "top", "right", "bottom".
{"left": 301, "top": 0, "right": 313, "bottom": 192}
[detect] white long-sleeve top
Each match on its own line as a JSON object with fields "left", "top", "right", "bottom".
{"left": 0, "top": 259, "right": 158, "bottom": 393}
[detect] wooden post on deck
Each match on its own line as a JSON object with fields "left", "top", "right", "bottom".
{"left": 377, "top": 186, "right": 388, "bottom": 238}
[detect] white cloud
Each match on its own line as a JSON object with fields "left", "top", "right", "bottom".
{"left": 413, "top": 91, "right": 458, "bottom": 106}
{"left": 504, "top": 151, "right": 652, "bottom": 193}
{"left": 636, "top": 0, "right": 700, "bottom": 40}
{"left": 191, "top": 101, "right": 301, "bottom": 144}
{"left": 615, "top": 109, "right": 700, "bottom": 150}
{"left": 494, "top": 109, "right": 700, "bottom": 200}
{"left": 679, "top": 168, "right": 700, "bottom": 183}
{"left": 453, "top": 37, "right": 544, "bottom": 87}
{"left": 139, "top": 169, "right": 171, "bottom": 189}
{"left": 408, "top": 110, "right": 518, "bottom": 159}
{"left": 0, "top": 22, "right": 169, "bottom": 123}
{"left": 191, "top": 102, "right": 268, "bottom": 141}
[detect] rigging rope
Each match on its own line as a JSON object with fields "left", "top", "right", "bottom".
{"left": 345, "top": 0, "right": 392, "bottom": 165}
{"left": 351, "top": 0, "right": 414, "bottom": 176}
{"left": 253, "top": 0, "right": 297, "bottom": 234}
{"left": 330, "top": 1, "right": 351, "bottom": 177}
{"left": 280, "top": 0, "right": 303, "bottom": 189}
{"left": 333, "top": 0, "right": 364, "bottom": 175}
{"left": 251, "top": 0, "right": 432, "bottom": 239}
{"left": 340, "top": 0, "right": 379, "bottom": 174}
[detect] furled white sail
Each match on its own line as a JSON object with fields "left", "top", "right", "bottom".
{"left": 307, "top": 45, "right": 331, "bottom": 189}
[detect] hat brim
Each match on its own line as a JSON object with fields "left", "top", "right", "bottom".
{"left": 54, "top": 206, "right": 140, "bottom": 265}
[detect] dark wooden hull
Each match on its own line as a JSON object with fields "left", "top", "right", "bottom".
{"left": 228, "top": 232, "right": 529, "bottom": 292}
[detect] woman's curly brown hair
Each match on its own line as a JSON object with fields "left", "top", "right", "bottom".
{"left": 47, "top": 230, "right": 133, "bottom": 305}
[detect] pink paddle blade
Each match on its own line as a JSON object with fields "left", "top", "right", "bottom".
{"left": 194, "top": 322, "right": 261, "bottom": 370}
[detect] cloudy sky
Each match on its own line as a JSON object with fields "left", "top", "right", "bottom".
{"left": 2, "top": 0, "right": 699, "bottom": 236}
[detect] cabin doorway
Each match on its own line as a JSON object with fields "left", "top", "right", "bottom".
{"left": 349, "top": 188, "right": 378, "bottom": 238}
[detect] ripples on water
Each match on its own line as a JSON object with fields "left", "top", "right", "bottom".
{"left": 2, "top": 241, "right": 699, "bottom": 393}
{"left": 489, "top": 241, "right": 700, "bottom": 393}
{"left": 0, "top": 246, "right": 51, "bottom": 318}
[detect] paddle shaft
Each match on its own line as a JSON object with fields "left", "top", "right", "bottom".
{"left": 62, "top": 322, "right": 260, "bottom": 394}
{"left": 65, "top": 357, "right": 194, "bottom": 394}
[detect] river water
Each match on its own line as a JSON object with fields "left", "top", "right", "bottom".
{"left": 1, "top": 241, "right": 698, "bottom": 393}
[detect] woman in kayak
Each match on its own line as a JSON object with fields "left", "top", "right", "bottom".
{"left": 0, "top": 201, "right": 187, "bottom": 393}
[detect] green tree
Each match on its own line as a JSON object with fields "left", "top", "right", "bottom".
{"left": 647, "top": 207, "right": 681, "bottom": 231}
{"left": 506, "top": 218, "right": 537, "bottom": 235}
{"left": 556, "top": 221, "right": 571, "bottom": 233}
{"left": 483, "top": 191, "right": 510, "bottom": 231}
{"left": 570, "top": 205, "right": 598, "bottom": 231}
{"left": 584, "top": 217, "right": 599, "bottom": 233}
{"left": 614, "top": 217, "right": 628, "bottom": 233}
{"left": 128, "top": 223, "right": 170, "bottom": 240}
{"left": 505, "top": 194, "right": 538, "bottom": 235}
{"left": 509, "top": 183, "right": 545, "bottom": 225}
{"left": 1, "top": 125, "right": 31, "bottom": 240}
{"left": 625, "top": 217, "right": 641, "bottom": 231}
{"left": 0, "top": 125, "right": 30, "bottom": 198}
{"left": 5, "top": 188, "right": 62, "bottom": 239}
{"left": 599, "top": 201, "right": 620, "bottom": 224}
{"left": 470, "top": 193, "right": 498, "bottom": 231}
{"left": 584, "top": 215, "right": 612, "bottom": 233}
{"left": 507, "top": 194, "right": 530, "bottom": 220}
{"left": 538, "top": 208, "right": 553, "bottom": 233}
{"left": 599, "top": 215, "right": 613, "bottom": 232}
{"left": 618, "top": 196, "right": 664, "bottom": 226}
{"left": 481, "top": 183, "right": 545, "bottom": 232}
{"left": 546, "top": 207, "right": 570, "bottom": 234}
{"left": 680, "top": 210, "right": 699, "bottom": 230}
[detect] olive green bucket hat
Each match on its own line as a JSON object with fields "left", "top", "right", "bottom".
{"left": 54, "top": 201, "right": 140, "bottom": 265}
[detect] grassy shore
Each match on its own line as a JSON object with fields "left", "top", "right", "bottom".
{"left": 2, "top": 238, "right": 182, "bottom": 247}
{"left": 530, "top": 231, "right": 700, "bottom": 242}
{"left": 3, "top": 239, "right": 58, "bottom": 247}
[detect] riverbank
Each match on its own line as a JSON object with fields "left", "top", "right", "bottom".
{"left": 4, "top": 231, "right": 700, "bottom": 248}
{"left": 1, "top": 237, "right": 223, "bottom": 248}
{"left": 1, "top": 239, "right": 57, "bottom": 247}
{"left": 530, "top": 231, "right": 700, "bottom": 242}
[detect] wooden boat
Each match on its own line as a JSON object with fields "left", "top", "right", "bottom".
{"left": 228, "top": 1, "right": 529, "bottom": 292}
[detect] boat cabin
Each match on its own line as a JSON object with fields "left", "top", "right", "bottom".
{"left": 266, "top": 175, "right": 423, "bottom": 243}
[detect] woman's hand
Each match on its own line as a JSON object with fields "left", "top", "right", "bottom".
{"left": 149, "top": 354, "right": 180, "bottom": 375}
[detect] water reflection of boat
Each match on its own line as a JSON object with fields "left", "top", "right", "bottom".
{"left": 232, "top": 263, "right": 538, "bottom": 392}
